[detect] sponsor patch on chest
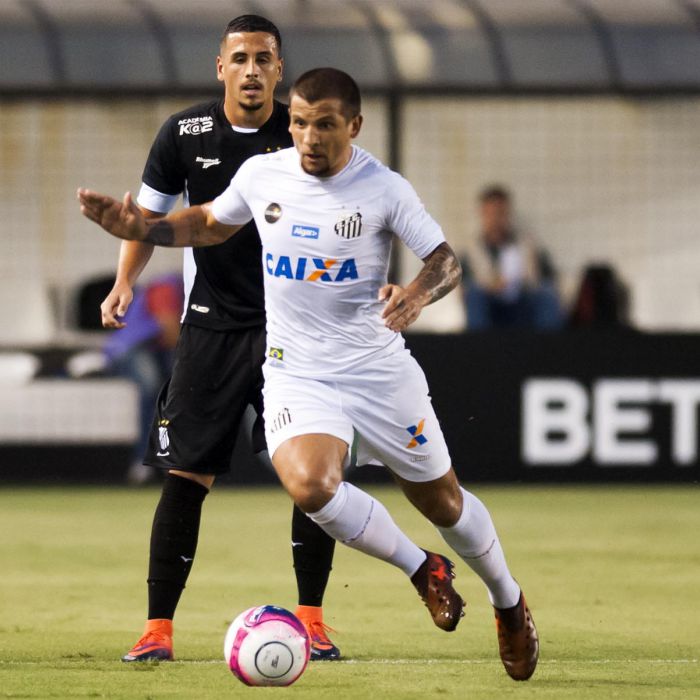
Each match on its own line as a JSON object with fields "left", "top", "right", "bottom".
{"left": 265, "top": 254, "right": 358, "bottom": 282}
{"left": 291, "top": 224, "right": 320, "bottom": 239}
{"left": 178, "top": 116, "right": 213, "bottom": 135}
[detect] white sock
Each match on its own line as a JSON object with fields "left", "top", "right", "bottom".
{"left": 307, "top": 482, "right": 426, "bottom": 577}
{"left": 437, "top": 488, "right": 521, "bottom": 609}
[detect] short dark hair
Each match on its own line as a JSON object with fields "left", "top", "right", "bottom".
{"left": 221, "top": 15, "right": 282, "bottom": 54}
{"left": 479, "top": 185, "right": 511, "bottom": 204}
{"left": 290, "top": 68, "right": 361, "bottom": 120}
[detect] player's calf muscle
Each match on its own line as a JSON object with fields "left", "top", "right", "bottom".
{"left": 397, "top": 469, "right": 463, "bottom": 527}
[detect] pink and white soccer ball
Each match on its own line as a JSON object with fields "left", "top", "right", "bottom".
{"left": 224, "top": 605, "right": 310, "bottom": 686}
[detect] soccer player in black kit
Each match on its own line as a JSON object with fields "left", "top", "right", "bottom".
{"left": 101, "top": 15, "right": 340, "bottom": 662}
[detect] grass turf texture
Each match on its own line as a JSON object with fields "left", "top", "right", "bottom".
{"left": 1, "top": 485, "right": 698, "bottom": 699}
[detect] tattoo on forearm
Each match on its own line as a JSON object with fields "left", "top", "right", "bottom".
{"left": 144, "top": 220, "right": 175, "bottom": 246}
{"left": 417, "top": 243, "right": 462, "bottom": 305}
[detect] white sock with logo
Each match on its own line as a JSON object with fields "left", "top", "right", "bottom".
{"left": 437, "top": 488, "right": 521, "bottom": 609}
{"left": 306, "top": 482, "right": 426, "bottom": 577}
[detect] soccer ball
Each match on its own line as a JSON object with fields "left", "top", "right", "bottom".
{"left": 224, "top": 605, "right": 310, "bottom": 686}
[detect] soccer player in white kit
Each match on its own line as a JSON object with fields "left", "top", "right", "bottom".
{"left": 79, "top": 68, "right": 539, "bottom": 681}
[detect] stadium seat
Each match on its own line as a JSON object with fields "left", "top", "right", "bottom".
{"left": 0, "top": 352, "right": 40, "bottom": 385}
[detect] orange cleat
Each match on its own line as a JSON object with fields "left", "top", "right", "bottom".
{"left": 121, "top": 619, "right": 173, "bottom": 662}
{"left": 411, "top": 550, "right": 466, "bottom": 632}
{"left": 494, "top": 592, "right": 539, "bottom": 680}
{"left": 294, "top": 605, "right": 341, "bottom": 661}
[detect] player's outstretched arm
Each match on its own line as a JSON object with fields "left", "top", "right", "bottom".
{"left": 380, "top": 242, "right": 462, "bottom": 332}
{"left": 77, "top": 188, "right": 241, "bottom": 248}
{"left": 101, "top": 210, "right": 161, "bottom": 328}
{"left": 100, "top": 241, "right": 156, "bottom": 329}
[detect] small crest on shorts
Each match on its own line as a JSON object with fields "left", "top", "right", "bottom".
{"left": 406, "top": 419, "right": 427, "bottom": 449}
{"left": 158, "top": 427, "right": 170, "bottom": 451}
{"left": 268, "top": 347, "right": 284, "bottom": 360}
{"left": 156, "top": 419, "right": 171, "bottom": 456}
{"left": 270, "top": 408, "right": 292, "bottom": 434}
{"left": 265, "top": 203, "right": 282, "bottom": 223}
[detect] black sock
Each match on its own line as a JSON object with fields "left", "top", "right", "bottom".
{"left": 291, "top": 503, "right": 336, "bottom": 607}
{"left": 147, "top": 473, "right": 209, "bottom": 620}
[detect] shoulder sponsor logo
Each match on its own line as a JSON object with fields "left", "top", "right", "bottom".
{"left": 190, "top": 304, "right": 210, "bottom": 313}
{"left": 265, "top": 203, "right": 282, "bottom": 224}
{"left": 291, "top": 224, "right": 320, "bottom": 239}
{"left": 195, "top": 157, "right": 221, "bottom": 169}
{"left": 265, "top": 254, "right": 358, "bottom": 283}
{"left": 335, "top": 211, "right": 363, "bottom": 239}
{"left": 178, "top": 116, "right": 214, "bottom": 135}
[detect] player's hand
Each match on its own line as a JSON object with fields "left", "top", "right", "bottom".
{"left": 100, "top": 281, "right": 133, "bottom": 329}
{"left": 379, "top": 284, "right": 426, "bottom": 332}
{"left": 77, "top": 189, "right": 146, "bottom": 241}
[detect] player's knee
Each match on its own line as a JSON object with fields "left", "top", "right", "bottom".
{"left": 428, "top": 484, "right": 463, "bottom": 527}
{"left": 426, "top": 498, "right": 462, "bottom": 528}
{"left": 169, "top": 469, "right": 215, "bottom": 490}
{"left": 288, "top": 470, "right": 339, "bottom": 513}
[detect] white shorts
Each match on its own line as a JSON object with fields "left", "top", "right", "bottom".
{"left": 263, "top": 349, "right": 452, "bottom": 482}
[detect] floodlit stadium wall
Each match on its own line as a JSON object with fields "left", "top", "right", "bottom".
{"left": 0, "top": 97, "right": 388, "bottom": 346}
{"left": 2, "top": 0, "right": 700, "bottom": 483}
{"left": 2, "top": 93, "right": 700, "bottom": 483}
{"left": 399, "top": 96, "right": 700, "bottom": 332}
{"left": 2, "top": 95, "right": 700, "bottom": 342}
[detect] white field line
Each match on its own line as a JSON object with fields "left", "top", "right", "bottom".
{"left": 1, "top": 659, "right": 697, "bottom": 666}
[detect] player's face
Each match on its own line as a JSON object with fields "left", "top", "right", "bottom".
{"left": 217, "top": 32, "right": 283, "bottom": 122}
{"left": 289, "top": 96, "right": 362, "bottom": 177}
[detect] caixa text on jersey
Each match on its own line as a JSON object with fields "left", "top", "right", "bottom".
{"left": 265, "top": 254, "right": 358, "bottom": 282}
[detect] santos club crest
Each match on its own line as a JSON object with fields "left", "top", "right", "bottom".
{"left": 334, "top": 212, "right": 362, "bottom": 239}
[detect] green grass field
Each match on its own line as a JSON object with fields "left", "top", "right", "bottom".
{"left": 1, "top": 485, "right": 698, "bottom": 699}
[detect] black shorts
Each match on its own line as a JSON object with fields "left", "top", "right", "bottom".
{"left": 143, "top": 323, "right": 266, "bottom": 475}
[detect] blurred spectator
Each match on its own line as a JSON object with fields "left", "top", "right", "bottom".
{"left": 103, "top": 273, "right": 183, "bottom": 483}
{"left": 568, "top": 264, "right": 631, "bottom": 328}
{"left": 463, "top": 185, "right": 564, "bottom": 330}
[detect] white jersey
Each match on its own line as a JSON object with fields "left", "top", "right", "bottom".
{"left": 211, "top": 145, "right": 445, "bottom": 377}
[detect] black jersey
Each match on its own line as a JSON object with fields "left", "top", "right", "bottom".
{"left": 141, "top": 99, "right": 291, "bottom": 330}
